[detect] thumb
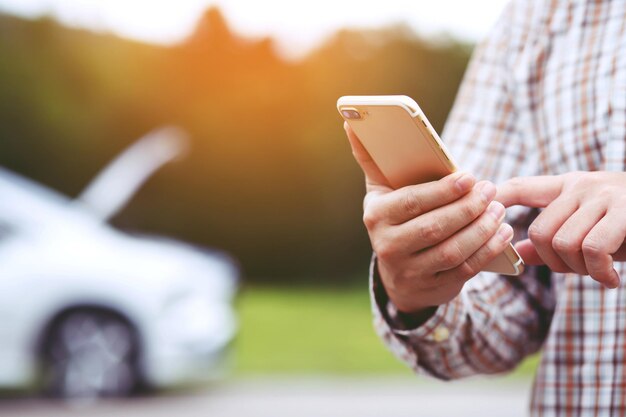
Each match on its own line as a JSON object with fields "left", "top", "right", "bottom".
{"left": 344, "top": 122, "right": 392, "bottom": 192}
{"left": 514, "top": 239, "right": 547, "bottom": 266}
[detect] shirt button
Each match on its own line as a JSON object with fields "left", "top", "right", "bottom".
{"left": 433, "top": 326, "right": 450, "bottom": 342}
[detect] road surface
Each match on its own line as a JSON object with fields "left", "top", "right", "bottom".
{"left": 0, "top": 377, "right": 531, "bottom": 417}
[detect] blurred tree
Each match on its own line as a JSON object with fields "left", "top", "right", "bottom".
{"left": 0, "top": 9, "right": 471, "bottom": 283}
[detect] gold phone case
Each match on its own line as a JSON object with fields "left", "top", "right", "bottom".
{"left": 338, "top": 95, "right": 524, "bottom": 276}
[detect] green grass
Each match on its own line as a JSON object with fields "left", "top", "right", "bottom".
{"left": 235, "top": 285, "right": 406, "bottom": 375}
{"left": 234, "top": 285, "right": 540, "bottom": 378}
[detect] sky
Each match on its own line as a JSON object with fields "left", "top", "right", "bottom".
{"left": 0, "top": 0, "right": 510, "bottom": 58}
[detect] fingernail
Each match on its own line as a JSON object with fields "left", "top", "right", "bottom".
{"left": 478, "top": 181, "right": 496, "bottom": 202}
{"left": 455, "top": 173, "right": 475, "bottom": 192}
{"left": 608, "top": 270, "right": 621, "bottom": 289}
{"left": 497, "top": 223, "right": 513, "bottom": 241}
{"left": 487, "top": 201, "right": 505, "bottom": 220}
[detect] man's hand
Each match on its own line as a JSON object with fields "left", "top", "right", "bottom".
{"left": 344, "top": 123, "right": 514, "bottom": 316}
{"left": 497, "top": 172, "right": 626, "bottom": 288}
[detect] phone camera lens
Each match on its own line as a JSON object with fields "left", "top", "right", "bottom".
{"left": 342, "top": 109, "right": 362, "bottom": 120}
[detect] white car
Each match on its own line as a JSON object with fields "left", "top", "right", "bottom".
{"left": 0, "top": 128, "right": 238, "bottom": 399}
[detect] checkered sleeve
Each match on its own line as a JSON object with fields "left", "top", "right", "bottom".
{"left": 370, "top": 1, "right": 556, "bottom": 379}
{"left": 371, "top": 249, "right": 555, "bottom": 379}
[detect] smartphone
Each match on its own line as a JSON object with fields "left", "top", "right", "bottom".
{"left": 337, "top": 95, "right": 524, "bottom": 276}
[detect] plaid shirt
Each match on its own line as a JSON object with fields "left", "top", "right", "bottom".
{"left": 371, "top": 1, "right": 626, "bottom": 416}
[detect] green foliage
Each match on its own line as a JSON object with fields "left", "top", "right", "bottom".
{"left": 0, "top": 9, "right": 472, "bottom": 282}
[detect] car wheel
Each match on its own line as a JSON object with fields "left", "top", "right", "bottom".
{"left": 41, "top": 309, "right": 141, "bottom": 400}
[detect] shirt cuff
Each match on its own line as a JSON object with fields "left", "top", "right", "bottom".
{"left": 370, "top": 253, "right": 465, "bottom": 344}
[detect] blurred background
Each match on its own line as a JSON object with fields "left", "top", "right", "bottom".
{"left": 0, "top": 0, "right": 538, "bottom": 415}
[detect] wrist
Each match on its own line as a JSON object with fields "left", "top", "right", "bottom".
{"left": 394, "top": 305, "right": 439, "bottom": 329}
{"left": 378, "top": 262, "right": 439, "bottom": 326}
{"left": 386, "top": 288, "right": 441, "bottom": 328}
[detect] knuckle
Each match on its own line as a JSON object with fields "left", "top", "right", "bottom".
{"left": 498, "top": 177, "right": 525, "bottom": 195}
{"left": 362, "top": 198, "right": 386, "bottom": 228}
{"left": 477, "top": 214, "right": 498, "bottom": 240}
{"left": 474, "top": 224, "right": 491, "bottom": 244}
{"left": 402, "top": 191, "right": 424, "bottom": 216}
{"left": 460, "top": 200, "right": 481, "bottom": 220}
{"left": 528, "top": 223, "right": 551, "bottom": 246}
{"left": 395, "top": 268, "right": 418, "bottom": 286}
{"left": 440, "top": 244, "right": 465, "bottom": 268}
{"left": 552, "top": 235, "right": 578, "bottom": 254}
{"left": 416, "top": 219, "right": 445, "bottom": 243}
{"left": 362, "top": 206, "right": 381, "bottom": 229}
{"left": 374, "top": 239, "right": 399, "bottom": 261}
{"left": 582, "top": 236, "right": 605, "bottom": 257}
{"left": 567, "top": 171, "right": 593, "bottom": 190}
{"left": 596, "top": 188, "right": 614, "bottom": 202}
{"left": 505, "top": 176, "right": 524, "bottom": 190}
{"left": 563, "top": 171, "right": 583, "bottom": 181}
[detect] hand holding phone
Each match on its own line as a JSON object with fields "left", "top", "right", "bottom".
{"left": 339, "top": 95, "right": 521, "bottom": 317}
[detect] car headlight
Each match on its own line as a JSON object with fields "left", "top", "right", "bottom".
{"left": 159, "top": 292, "right": 236, "bottom": 354}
